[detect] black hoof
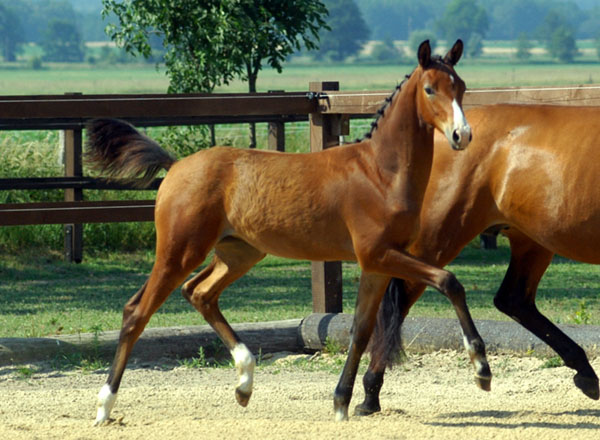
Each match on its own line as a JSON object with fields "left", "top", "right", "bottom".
{"left": 574, "top": 372, "right": 600, "bottom": 400}
{"left": 354, "top": 402, "right": 381, "bottom": 416}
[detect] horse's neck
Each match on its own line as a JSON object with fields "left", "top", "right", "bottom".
{"left": 370, "top": 76, "right": 434, "bottom": 177}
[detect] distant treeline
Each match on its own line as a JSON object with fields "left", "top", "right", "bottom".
{"left": 2, "top": 0, "right": 106, "bottom": 43}
{"left": 8, "top": 0, "right": 600, "bottom": 44}
{"left": 357, "top": 0, "right": 600, "bottom": 40}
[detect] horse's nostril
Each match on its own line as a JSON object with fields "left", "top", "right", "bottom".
{"left": 469, "top": 132, "right": 473, "bottom": 142}
{"left": 453, "top": 130, "right": 460, "bottom": 143}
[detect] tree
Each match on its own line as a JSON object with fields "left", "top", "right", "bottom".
{"left": 436, "top": 0, "right": 488, "bottom": 44}
{"left": 0, "top": 3, "right": 23, "bottom": 62}
{"left": 41, "top": 19, "right": 85, "bottom": 62}
{"left": 103, "top": 0, "right": 328, "bottom": 94}
{"left": 357, "top": 0, "right": 444, "bottom": 40}
{"left": 16, "top": 0, "right": 78, "bottom": 44}
{"left": 515, "top": 33, "right": 532, "bottom": 61}
{"left": 595, "top": 35, "right": 600, "bottom": 62}
{"left": 315, "top": 0, "right": 369, "bottom": 61}
{"left": 466, "top": 33, "right": 484, "bottom": 58}
{"left": 369, "top": 35, "right": 402, "bottom": 63}
{"left": 103, "top": 0, "right": 328, "bottom": 148}
{"left": 408, "top": 30, "right": 437, "bottom": 56}
{"left": 548, "top": 26, "right": 578, "bottom": 63}
{"left": 537, "top": 10, "right": 579, "bottom": 63}
{"left": 482, "top": 0, "right": 546, "bottom": 40}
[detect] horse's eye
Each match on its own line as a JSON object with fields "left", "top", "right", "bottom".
{"left": 424, "top": 86, "right": 434, "bottom": 96}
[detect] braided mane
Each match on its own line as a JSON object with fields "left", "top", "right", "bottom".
{"left": 358, "top": 55, "right": 448, "bottom": 142}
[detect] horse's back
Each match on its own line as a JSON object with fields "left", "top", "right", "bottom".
{"left": 156, "top": 145, "right": 356, "bottom": 261}
{"left": 431, "top": 104, "right": 600, "bottom": 263}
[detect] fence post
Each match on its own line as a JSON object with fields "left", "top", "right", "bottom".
{"left": 267, "top": 91, "right": 285, "bottom": 152}
{"left": 63, "top": 93, "right": 83, "bottom": 263}
{"left": 268, "top": 121, "right": 285, "bottom": 152}
{"left": 309, "top": 81, "right": 343, "bottom": 313}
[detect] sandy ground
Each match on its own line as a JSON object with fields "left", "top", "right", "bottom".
{"left": 1, "top": 350, "right": 600, "bottom": 440}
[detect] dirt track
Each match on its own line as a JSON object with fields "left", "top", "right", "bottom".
{"left": 2, "top": 350, "right": 600, "bottom": 440}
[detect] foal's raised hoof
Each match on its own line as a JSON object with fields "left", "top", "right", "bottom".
{"left": 354, "top": 402, "right": 381, "bottom": 416}
{"left": 475, "top": 375, "right": 492, "bottom": 392}
{"left": 574, "top": 372, "right": 600, "bottom": 400}
{"left": 235, "top": 388, "right": 252, "bottom": 407}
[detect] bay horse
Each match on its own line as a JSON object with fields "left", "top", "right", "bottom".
{"left": 88, "top": 40, "right": 485, "bottom": 425}
{"left": 356, "top": 102, "right": 600, "bottom": 416}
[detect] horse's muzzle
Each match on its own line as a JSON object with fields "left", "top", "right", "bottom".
{"left": 449, "top": 125, "right": 472, "bottom": 150}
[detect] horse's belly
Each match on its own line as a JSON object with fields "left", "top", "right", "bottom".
{"left": 229, "top": 218, "right": 356, "bottom": 262}
{"left": 519, "top": 221, "right": 600, "bottom": 265}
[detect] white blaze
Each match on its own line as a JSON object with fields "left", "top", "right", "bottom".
{"left": 452, "top": 99, "right": 469, "bottom": 132}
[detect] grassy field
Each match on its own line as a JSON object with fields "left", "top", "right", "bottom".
{"left": 2, "top": 61, "right": 600, "bottom": 95}
{"left": 1, "top": 237, "right": 599, "bottom": 338}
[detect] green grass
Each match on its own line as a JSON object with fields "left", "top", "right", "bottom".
{"left": 2, "top": 55, "right": 600, "bottom": 96}
{"left": 411, "top": 237, "right": 600, "bottom": 326}
{"left": 2, "top": 43, "right": 600, "bottom": 338}
{"left": 0, "top": 64, "right": 170, "bottom": 95}
{"left": 1, "top": 237, "right": 599, "bottom": 339}
{"left": 0, "top": 249, "right": 318, "bottom": 338}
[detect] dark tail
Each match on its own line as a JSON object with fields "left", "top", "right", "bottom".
{"left": 85, "top": 118, "right": 176, "bottom": 188}
{"left": 368, "top": 278, "right": 408, "bottom": 370}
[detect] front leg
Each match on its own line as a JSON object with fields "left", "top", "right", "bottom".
{"left": 358, "top": 245, "right": 491, "bottom": 393}
{"left": 334, "top": 272, "right": 390, "bottom": 421}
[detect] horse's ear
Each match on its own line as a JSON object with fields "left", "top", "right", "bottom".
{"left": 444, "top": 39, "right": 463, "bottom": 66}
{"left": 418, "top": 40, "right": 431, "bottom": 68}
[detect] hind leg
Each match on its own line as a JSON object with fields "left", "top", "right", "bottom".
{"left": 94, "top": 201, "right": 220, "bottom": 426}
{"left": 496, "top": 231, "right": 599, "bottom": 399}
{"left": 95, "top": 256, "right": 202, "bottom": 425}
{"left": 182, "top": 237, "right": 265, "bottom": 406}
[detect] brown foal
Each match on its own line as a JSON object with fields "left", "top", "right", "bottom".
{"left": 87, "top": 40, "right": 485, "bottom": 425}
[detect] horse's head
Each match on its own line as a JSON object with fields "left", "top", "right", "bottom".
{"left": 415, "top": 39, "right": 471, "bottom": 150}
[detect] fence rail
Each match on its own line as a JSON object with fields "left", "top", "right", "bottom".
{"left": 0, "top": 91, "right": 316, "bottom": 130}
{"left": 2, "top": 82, "right": 600, "bottom": 312}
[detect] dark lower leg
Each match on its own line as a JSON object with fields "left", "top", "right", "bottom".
{"left": 357, "top": 278, "right": 416, "bottom": 415}
{"left": 502, "top": 301, "right": 598, "bottom": 399}
{"left": 355, "top": 369, "right": 384, "bottom": 415}
{"left": 442, "top": 273, "right": 491, "bottom": 390}
{"left": 494, "top": 241, "right": 598, "bottom": 400}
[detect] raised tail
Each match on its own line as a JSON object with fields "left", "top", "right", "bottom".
{"left": 85, "top": 118, "right": 176, "bottom": 188}
{"left": 368, "top": 278, "right": 409, "bottom": 370}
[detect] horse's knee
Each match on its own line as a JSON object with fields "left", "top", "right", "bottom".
{"left": 439, "top": 271, "right": 465, "bottom": 300}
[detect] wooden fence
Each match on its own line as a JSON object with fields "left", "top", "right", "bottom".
{"left": 3, "top": 82, "right": 600, "bottom": 313}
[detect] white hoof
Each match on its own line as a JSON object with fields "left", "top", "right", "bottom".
{"left": 94, "top": 384, "right": 117, "bottom": 426}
